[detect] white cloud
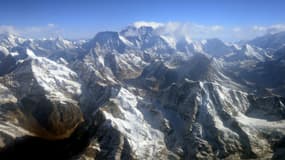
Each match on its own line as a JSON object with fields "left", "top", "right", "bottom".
{"left": 21, "top": 24, "right": 63, "bottom": 38}
{"left": 0, "top": 25, "right": 18, "bottom": 35}
{"left": 0, "top": 24, "right": 62, "bottom": 38}
{"left": 252, "top": 24, "right": 285, "bottom": 34}
{"left": 133, "top": 21, "right": 163, "bottom": 29}
{"left": 252, "top": 25, "right": 267, "bottom": 32}
{"left": 232, "top": 27, "right": 241, "bottom": 32}
{"left": 154, "top": 22, "right": 225, "bottom": 42}
{"left": 47, "top": 23, "right": 55, "bottom": 28}
{"left": 135, "top": 21, "right": 285, "bottom": 41}
{"left": 156, "top": 22, "right": 190, "bottom": 40}
{"left": 211, "top": 25, "right": 224, "bottom": 31}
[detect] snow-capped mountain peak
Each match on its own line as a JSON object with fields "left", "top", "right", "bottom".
{"left": 0, "top": 24, "right": 285, "bottom": 160}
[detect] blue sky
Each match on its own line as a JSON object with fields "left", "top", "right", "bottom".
{"left": 0, "top": 0, "right": 285, "bottom": 40}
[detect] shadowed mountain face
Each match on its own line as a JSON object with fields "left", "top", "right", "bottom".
{"left": 0, "top": 25, "right": 285, "bottom": 160}
{"left": 249, "top": 31, "right": 285, "bottom": 50}
{"left": 0, "top": 122, "right": 93, "bottom": 160}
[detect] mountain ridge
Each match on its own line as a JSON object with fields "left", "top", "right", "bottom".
{"left": 0, "top": 24, "right": 285, "bottom": 159}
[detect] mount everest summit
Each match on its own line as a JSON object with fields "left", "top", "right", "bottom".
{"left": 0, "top": 23, "right": 285, "bottom": 160}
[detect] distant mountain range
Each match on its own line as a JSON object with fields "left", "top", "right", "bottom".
{"left": 0, "top": 23, "right": 285, "bottom": 160}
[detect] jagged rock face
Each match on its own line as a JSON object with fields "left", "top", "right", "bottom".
{"left": 0, "top": 83, "right": 32, "bottom": 150}
{"left": 90, "top": 87, "right": 180, "bottom": 160}
{"left": 137, "top": 54, "right": 242, "bottom": 91}
{"left": 227, "top": 57, "right": 285, "bottom": 96}
{"left": 158, "top": 80, "right": 285, "bottom": 159}
{"left": 246, "top": 96, "right": 285, "bottom": 121}
{"left": 224, "top": 44, "right": 270, "bottom": 62}
{"left": 120, "top": 26, "right": 176, "bottom": 55}
{"left": 0, "top": 28, "right": 285, "bottom": 160}
{"left": 0, "top": 34, "right": 25, "bottom": 49}
{"left": 203, "top": 39, "right": 233, "bottom": 57}
{"left": 20, "top": 95, "right": 83, "bottom": 139}
{"left": 249, "top": 31, "right": 285, "bottom": 50}
{"left": 0, "top": 55, "right": 17, "bottom": 76}
{"left": 0, "top": 57, "right": 83, "bottom": 140}
{"left": 86, "top": 31, "right": 129, "bottom": 54}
